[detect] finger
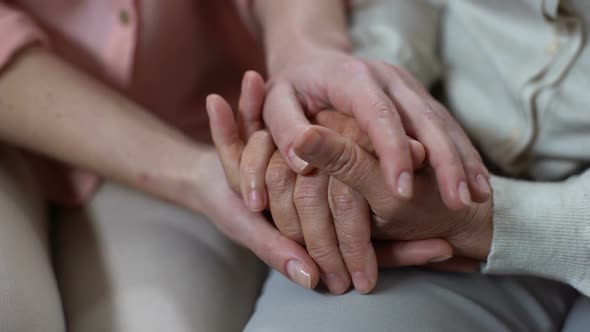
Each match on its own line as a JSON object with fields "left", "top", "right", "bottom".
{"left": 385, "top": 69, "right": 472, "bottom": 210}
{"left": 329, "top": 71, "right": 414, "bottom": 200}
{"left": 448, "top": 130, "right": 491, "bottom": 203}
{"left": 329, "top": 178, "right": 377, "bottom": 294}
{"left": 238, "top": 71, "right": 266, "bottom": 139}
{"left": 428, "top": 257, "right": 481, "bottom": 272}
{"left": 391, "top": 86, "right": 470, "bottom": 210}
{"left": 216, "top": 194, "right": 320, "bottom": 290}
{"left": 313, "top": 111, "right": 426, "bottom": 167}
{"left": 263, "top": 83, "right": 314, "bottom": 174}
{"left": 240, "top": 130, "right": 275, "bottom": 212}
{"left": 293, "top": 125, "right": 388, "bottom": 208}
{"left": 206, "top": 94, "right": 243, "bottom": 192}
{"left": 374, "top": 239, "right": 454, "bottom": 267}
{"left": 266, "top": 152, "right": 304, "bottom": 243}
{"left": 409, "top": 139, "right": 426, "bottom": 168}
{"left": 294, "top": 173, "right": 351, "bottom": 295}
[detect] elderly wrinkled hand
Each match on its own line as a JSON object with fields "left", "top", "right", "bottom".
{"left": 292, "top": 124, "right": 494, "bottom": 262}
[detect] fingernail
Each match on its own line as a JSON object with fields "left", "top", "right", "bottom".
{"left": 476, "top": 174, "right": 491, "bottom": 197}
{"left": 247, "top": 190, "right": 264, "bottom": 212}
{"left": 429, "top": 255, "right": 452, "bottom": 263}
{"left": 397, "top": 171, "right": 413, "bottom": 199}
{"left": 351, "top": 272, "right": 372, "bottom": 294}
{"left": 286, "top": 260, "right": 312, "bottom": 289}
{"left": 295, "top": 128, "right": 324, "bottom": 155}
{"left": 324, "top": 273, "right": 348, "bottom": 295}
{"left": 288, "top": 147, "right": 310, "bottom": 172}
{"left": 458, "top": 181, "right": 472, "bottom": 206}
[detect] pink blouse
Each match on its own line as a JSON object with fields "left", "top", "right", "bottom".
{"left": 0, "top": 0, "right": 264, "bottom": 204}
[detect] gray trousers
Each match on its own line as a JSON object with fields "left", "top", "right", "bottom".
{"left": 0, "top": 151, "right": 584, "bottom": 332}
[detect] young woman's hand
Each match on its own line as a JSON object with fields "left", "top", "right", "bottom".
{"left": 252, "top": 0, "right": 491, "bottom": 211}
{"left": 263, "top": 48, "right": 491, "bottom": 211}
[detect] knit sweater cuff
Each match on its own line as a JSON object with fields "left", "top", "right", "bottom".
{"left": 482, "top": 175, "right": 590, "bottom": 295}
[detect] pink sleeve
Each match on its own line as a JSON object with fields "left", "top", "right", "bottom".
{"left": 233, "top": 0, "right": 260, "bottom": 38}
{"left": 233, "top": 0, "right": 353, "bottom": 39}
{"left": 0, "top": 2, "right": 48, "bottom": 73}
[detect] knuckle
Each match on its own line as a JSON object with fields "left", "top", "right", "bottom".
{"left": 366, "top": 103, "right": 400, "bottom": 135}
{"left": 372, "top": 101, "right": 395, "bottom": 120}
{"left": 339, "top": 241, "right": 367, "bottom": 263}
{"left": 335, "top": 225, "right": 365, "bottom": 249}
{"left": 276, "top": 222, "right": 305, "bottom": 244}
{"left": 421, "top": 101, "right": 440, "bottom": 121}
{"left": 330, "top": 189, "right": 358, "bottom": 218}
{"left": 293, "top": 182, "right": 324, "bottom": 208}
{"left": 344, "top": 59, "right": 372, "bottom": 77}
{"left": 241, "top": 162, "right": 260, "bottom": 176}
{"left": 325, "top": 142, "right": 358, "bottom": 177}
{"left": 307, "top": 241, "right": 341, "bottom": 263}
{"left": 265, "top": 161, "right": 294, "bottom": 191}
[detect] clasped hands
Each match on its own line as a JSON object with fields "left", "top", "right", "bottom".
{"left": 206, "top": 70, "right": 493, "bottom": 295}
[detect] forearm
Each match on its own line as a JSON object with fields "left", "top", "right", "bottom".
{"left": 252, "top": 0, "right": 351, "bottom": 73}
{"left": 0, "top": 48, "right": 208, "bottom": 210}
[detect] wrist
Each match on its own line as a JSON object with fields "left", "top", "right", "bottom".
{"left": 141, "top": 145, "right": 214, "bottom": 215}
{"left": 450, "top": 199, "right": 494, "bottom": 261}
{"left": 174, "top": 148, "right": 216, "bottom": 213}
{"left": 266, "top": 35, "right": 352, "bottom": 75}
{"left": 472, "top": 200, "right": 494, "bottom": 261}
{"left": 253, "top": 0, "right": 352, "bottom": 74}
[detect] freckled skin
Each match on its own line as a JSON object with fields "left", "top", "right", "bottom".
{"left": 139, "top": 173, "right": 150, "bottom": 183}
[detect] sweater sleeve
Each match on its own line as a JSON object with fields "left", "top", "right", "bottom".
{"left": 482, "top": 171, "right": 590, "bottom": 296}
{"left": 0, "top": 2, "right": 48, "bottom": 73}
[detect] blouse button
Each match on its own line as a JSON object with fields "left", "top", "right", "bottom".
{"left": 118, "top": 9, "right": 130, "bottom": 26}
{"left": 509, "top": 128, "right": 522, "bottom": 144}
{"left": 545, "top": 40, "right": 561, "bottom": 55}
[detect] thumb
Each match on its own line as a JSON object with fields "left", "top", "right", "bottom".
{"left": 208, "top": 188, "right": 321, "bottom": 290}
{"left": 243, "top": 218, "right": 322, "bottom": 290}
{"left": 293, "top": 125, "right": 388, "bottom": 205}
